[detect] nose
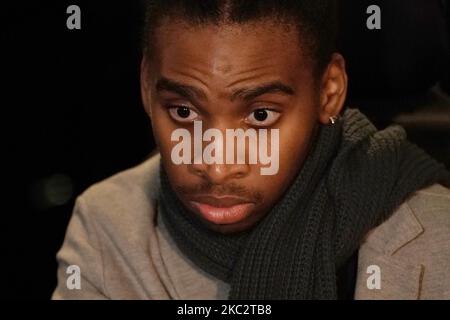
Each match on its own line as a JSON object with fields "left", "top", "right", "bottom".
{"left": 187, "top": 121, "right": 252, "bottom": 184}
{"left": 189, "top": 162, "right": 250, "bottom": 185}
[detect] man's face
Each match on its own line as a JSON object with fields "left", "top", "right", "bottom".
{"left": 141, "top": 20, "right": 345, "bottom": 234}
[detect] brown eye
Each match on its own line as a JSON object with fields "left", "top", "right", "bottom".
{"left": 177, "top": 107, "right": 191, "bottom": 118}
{"left": 168, "top": 106, "right": 199, "bottom": 123}
{"left": 246, "top": 108, "right": 281, "bottom": 127}
{"left": 254, "top": 109, "right": 269, "bottom": 122}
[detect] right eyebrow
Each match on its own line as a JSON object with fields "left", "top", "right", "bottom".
{"left": 155, "top": 77, "right": 206, "bottom": 101}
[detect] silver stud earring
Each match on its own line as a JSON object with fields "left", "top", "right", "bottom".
{"left": 329, "top": 115, "right": 339, "bottom": 125}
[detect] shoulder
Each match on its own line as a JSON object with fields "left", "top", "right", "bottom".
{"left": 364, "top": 183, "right": 450, "bottom": 252}
{"left": 75, "top": 154, "right": 162, "bottom": 235}
{"left": 359, "top": 184, "right": 450, "bottom": 299}
{"left": 81, "top": 153, "right": 161, "bottom": 205}
{"left": 55, "top": 154, "right": 166, "bottom": 299}
{"left": 408, "top": 184, "right": 450, "bottom": 229}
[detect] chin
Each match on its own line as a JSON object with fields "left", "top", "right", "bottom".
{"left": 205, "top": 221, "right": 254, "bottom": 234}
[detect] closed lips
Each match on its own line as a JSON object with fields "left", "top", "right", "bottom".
{"left": 189, "top": 195, "right": 255, "bottom": 225}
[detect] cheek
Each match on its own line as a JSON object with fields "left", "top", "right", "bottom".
{"left": 280, "top": 126, "right": 314, "bottom": 175}
{"left": 263, "top": 110, "right": 317, "bottom": 198}
{"left": 150, "top": 106, "right": 174, "bottom": 156}
{"left": 280, "top": 105, "right": 317, "bottom": 167}
{"left": 245, "top": 113, "right": 317, "bottom": 215}
{"left": 150, "top": 106, "right": 198, "bottom": 192}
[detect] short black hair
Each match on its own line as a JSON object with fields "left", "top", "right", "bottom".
{"left": 142, "top": 0, "right": 339, "bottom": 76}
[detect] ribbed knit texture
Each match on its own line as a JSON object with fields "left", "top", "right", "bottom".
{"left": 159, "top": 108, "right": 450, "bottom": 299}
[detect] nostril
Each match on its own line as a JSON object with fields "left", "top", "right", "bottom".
{"left": 188, "top": 164, "right": 207, "bottom": 178}
{"left": 193, "top": 167, "right": 206, "bottom": 177}
{"left": 233, "top": 171, "right": 246, "bottom": 179}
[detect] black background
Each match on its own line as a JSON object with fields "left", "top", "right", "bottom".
{"left": 3, "top": 1, "right": 154, "bottom": 299}
{"left": 2, "top": 0, "right": 450, "bottom": 299}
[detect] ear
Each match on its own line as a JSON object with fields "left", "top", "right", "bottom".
{"left": 318, "top": 53, "right": 348, "bottom": 125}
{"left": 140, "top": 54, "right": 152, "bottom": 118}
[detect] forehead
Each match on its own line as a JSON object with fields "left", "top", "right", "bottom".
{"left": 151, "top": 20, "right": 311, "bottom": 85}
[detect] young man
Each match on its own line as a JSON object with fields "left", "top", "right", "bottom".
{"left": 53, "top": 0, "right": 450, "bottom": 299}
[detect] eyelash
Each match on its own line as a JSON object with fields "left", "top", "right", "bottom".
{"left": 165, "top": 104, "right": 281, "bottom": 127}
{"left": 166, "top": 104, "right": 200, "bottom": 123}
{"left": 245, "top": 107, "right": 281, "bottom": 127}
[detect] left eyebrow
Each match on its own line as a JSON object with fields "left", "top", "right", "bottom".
{"left": 230, "top": 81, "right": 295, "bottom": 102}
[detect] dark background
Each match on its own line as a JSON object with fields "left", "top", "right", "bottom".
{"left": 2, "top": 0, "right": 450, "bottom": 299}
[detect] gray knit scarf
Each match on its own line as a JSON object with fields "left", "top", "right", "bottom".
{"left": 158, "top": 108, "right": 450, "bottom": 299}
